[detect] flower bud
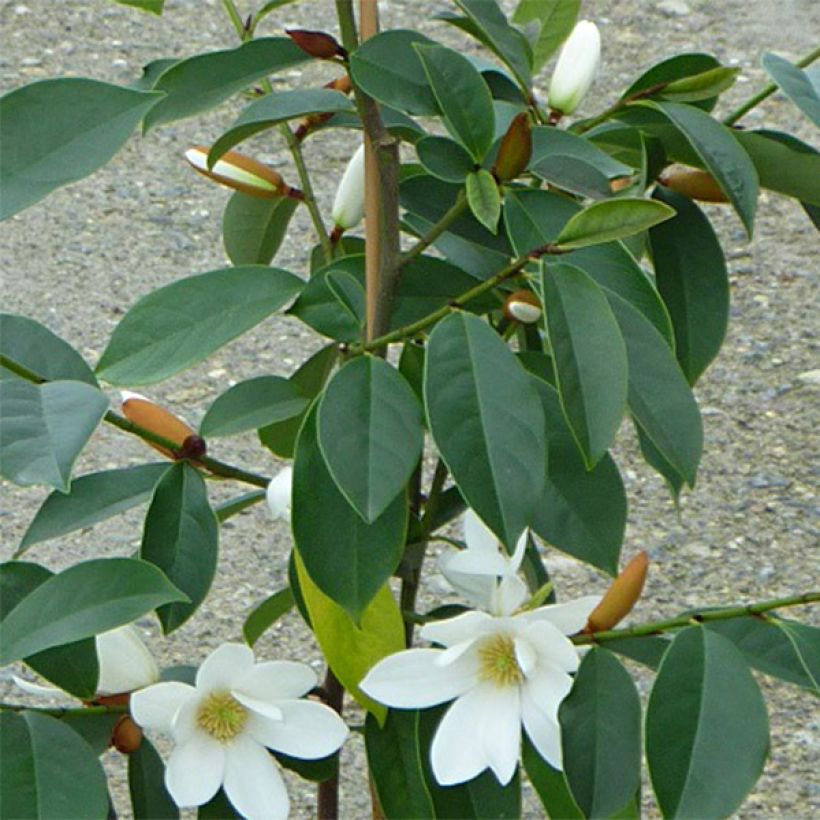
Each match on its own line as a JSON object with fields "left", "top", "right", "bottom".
{"left": 586, "top": 551, "right": 649, "bottom": 633}
{"left": 503, "top": 290, "right": 542, "bottom": 324}
{"left": 548, "top": 20, "right": 601, "bottom": 115}
{"left": 266, "top": 466, "right": 293, "bottom": 523}
{"left": 295, "top": 76, "right": 353, "bottom": 141}
{"left": 121, "top": 391, "right": 195, "bottom": 459}
{"left": 286, "top": 28, "right": 346, "bottom": 60}
{"left": 95, "top": 625, "right": 160, "bottom": 696}
{"left": 331, "top": 143, "right": 366, "bottom": 238}
{"left": 659, "top": 165, "right": 728, "bottom": 203}
{"left": 185, "top": 146, "right": 303, "bottom": 200}
{"left": 492, "top": 112, "right": 532, "bottom": 182}
{"left": 112, "top": 715, "right": 143, "bottom": 754}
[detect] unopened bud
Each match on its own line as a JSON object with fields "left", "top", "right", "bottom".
{"left": 96, "top": 624, "right": 160, "bottom": 696}
{"left": 586, "top": 551, "right": 649, "bottom": 633}
{"left": 112, "top": 715, "right": 143, "bottom": 754}
{"left": 295, "top": 76, "right": 354, "bottom": 141}
{"left": 659, "top": 165, "right": 728, "bottom": 203}
{"left": 185, "top": 146, "right": 304, "bottom": 200}
{"left": 286, "top": 29, "right": 346, "bottom": 60}
{"left": 121, "top": 391, "right": 195, "bottom": 460}
{"left": 331, "top": 143, "right": 365, "bottom": 236}
{"left": 503, "top": 290, "right": 542, "bottom": 324}
{"left": 548, "top": 20, "right": 601, "bottom": 115}
{"left": 492, "top": 112, "right": 532, "bottom": 182}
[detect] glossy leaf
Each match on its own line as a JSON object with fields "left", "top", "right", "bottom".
{"left": 0, "top": 314, "right": 97, "bottom": 386}
{"left": 530, "top": 126, "right": 633, "bottom": 180}
{"left": 559, "top": 648, "right": 642, "bottom": 818}
{"left": 646, "top": 627, "right": 769, "bottom": 818}
{"left": 523, "top": 736, "right": 583, "bottom": 819}
{"left": 650, "top": 186, "right": 729, "bottom": 384}
{"left": 320, "top": 105, "right": 426, "bottom": 144}
{"left": 140, "top": 462, "right": 218, "bottom": 633}
{"left": 416, "top": 136, "right": 475, "bottom": 183}
{"left": 223, "top": 193, "right": 298, "bottom": 266}
{"left": 0, "top": 557, "right": 185, "bottom": 664}
{"left": 424, "top": 312, "right": 545, "bottom": 548}
{"left": 415, "top": 44, "right": 495, "bottom": 161}
{"left": 622, "top": 53, "right": 721, "bottom": 108}
{"left": 143, "top": 38, "right": 307, "bottom": 129}
{"left": 762, "top": 52, "right": 820, "bottom": 127}
{"left": 243, "top": 587, "right": 295, "bottom": 647}
{"left": 0, "top": 380, "right": 109, "bottom": 492}
{"left": 200, "top": 376, "right": 307, "bottom": 437}
{"left": 326, "top": 269, "right": 366, "bottom": 328}
{"left": 513, "top": 0, "right": 580, "bottom": 70}
{"left": 542, "top": 264, "right": 628, "bottom": 467}
{"left": 318, "top": 357, "right": 423, "bottom": 523}
{"left": 97, "top": 266, "right": 302, "bottom": 385}
{"left": 19, "top": 463, "right": 168, "bottom": 553}
{"left": 606, "top": 635, "right": 671, "bottom": 671}
{"left": 636, "top": 422, "right": 685, "bottom": 501}
{"left": 129, "top": 739, "right": 178, "bottom": 819}
{"left": 533, "top": 154, "right": 612, "bottom": 199}
{"left": 0, "top": 78, "right": 162, "bottom": 219}
{"left": 466, "top": 168, "right": 501, "bottom": 233}
{"left": 0, "top": 711, "right": 109, "bottom": 819}
{"left": 292, "top": 405, "right": 406, "bottom": 619}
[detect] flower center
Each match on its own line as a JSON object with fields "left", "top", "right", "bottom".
{"left": 196, "top": 691, "right": 248, "bottom": 743}
{"left": 478, "top": 634, "right": 523, "bottom": 687}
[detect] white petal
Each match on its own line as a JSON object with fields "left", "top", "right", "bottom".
{"left": 165, "top": 733, "right": 225, "bottom": 807}
{"left": 442, "top": 547, "right": 509, "bottom": 577}
{"left": 332, "top": 143, "right": 365, "bottom": 229}
{"left": 266, "top": 468, "right": 293, "bottom": 522}
{"left": 170, "top": 693, "right": 203, "bottom": 744}
{"left": 247, "top": 700, "right": 348, "bottom": 759}
{"left": 520, "top": 596, "right": 601, "bottom": 636}
{"left": 509, "top": 529, "right": 528, "bottom": 573}
{"left": 430, "top": 688, "right": 489, "bottom": 785}
{"left": 463, "top": 509, "right": 500, "bottom": 555}
{"left": 518, "top": 619, "right": 581, "bottom": 674}
{"left": 434, "top": 637, "right": 482, "bottom": 668}
{"left": 224, "top": 735, "right": 289, "bottom": 820}
{"left": 437, "top": 559, "right": 498, "bottom": 611}
{"left": 523, "top": 666, "right": 573, "bottom": 722}
{"left": 12, "top": 675, "right": 62, "bottom": 699}
{"left": 196, "top": 643, "right": 255, "bottom": 692}
{"left": 521, "top": 687, "right": 563, "bottom": 770}
{"left": 514, "top": 637, "right": 538, "bottom": 678}
{"left": 479, "top": 684, "right": 522, "bottom": 786}
{"left": 491, "top": 574, "right": 529, "bottom": 617}
{"left": 130, "top": 681, "right": 195, "bottom": 733}
{"left": 95, "top": 625, "right": 159, "bottom": 695}
{"left": 234, "top": 660, "right": 316, "bottom": 703}
{"left": 360, "top": 648, "right": 478, "bottom": 709}
{"left": 420, "top": 610, "right": 494, "bottom": 647}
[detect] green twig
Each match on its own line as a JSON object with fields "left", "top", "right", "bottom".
{"left": 400, "top": 194, "right": 468, "bottom": 267}
{"left": 220, "top": 0, "right": 247, "bottom": 40}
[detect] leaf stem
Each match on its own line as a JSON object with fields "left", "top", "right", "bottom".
{"left": 220, "top": 0, "right": 247, "bottom": 40}
{"left": 399, "top": 193, "right": 468, "bottom": 266}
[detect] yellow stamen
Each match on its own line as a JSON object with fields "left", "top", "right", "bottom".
{"left": 478, "top": 634, "right": 523, "bottom": 687}
{"left": 196, "top": 691, "right": 247, "bottom": 743}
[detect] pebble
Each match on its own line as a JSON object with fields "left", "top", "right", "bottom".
{"left": 657, "top": 0, "right": 691, "bottom": 16}
{"left": 797, "top": 369, "right": 820, "bottom": 385}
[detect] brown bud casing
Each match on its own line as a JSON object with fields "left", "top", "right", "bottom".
{"left": 659, "top": 166, "right": 728, "bottom": 203}
{"left": 586, "top": 551, "right": 649, "bottom": 633}
{"left": 295, "top": 76, "right": 355, "bottom": 141}
{"left": 503, "top": 290, "right": 542, "bottom": 324}
{"left": 492, "top": 112, "right": 532, "bottom": 182}
{"left": 286, "top": 29, "right": 346, "bottom": 60}
{"left": 121, "top": 394, "right": 195, "bottom": 459}
{"left": 609, "top": 176, "right": 634, "bottom": 193}
{"left": 111, "top": 715, "right": 143, "bottom": 754}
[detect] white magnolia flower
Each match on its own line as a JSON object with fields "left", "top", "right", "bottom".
{"left": 130, "top": 642, "right": 348, "bottom": 820}
{"left": 331, "top": 143, "right": 365, "bottom": 231}
{"left": 266, "top": 466, "right": 293, "bottom": 522}
{"left": 548, "top": 20, "right": 601, "bottom": 115}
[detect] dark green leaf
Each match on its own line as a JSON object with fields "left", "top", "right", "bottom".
{"left": 198, "top": 789, "right": 242, "bottom": 819}
{"left": 530, "top": 126, "right": 633, "bottom": 179}
{"left": 97, "top": 266, "right": 302, "bottom": 385}
{"left": 542, "top": 263, "right": 628, "bottom": 467}
{"left": 129, "top": 739, "right": 178, "bottom": 819}
{"left": 606, "top": 635, "right": 671, "bottom": 670}
{"left": 636, "top": 422, "right": 684, "bottom": 501}
{"left": 19, "top": 464, "right": 168, "bottom": 553}
{"left": 200, "top": 376, "right": 307, "bottom": 437}
{"left": 762, "top": 52, "right": 820, "bottom": 127}
{"left": 326, "top": 270, "right": 366, "bottom": 328}
{"left": 214, "top": 490, "right": 266, "bottom": 523}
{"left": 320, "top": 105, "right": 425, "bottom": 144}
{"left": 399, "top": 341, "right": 425, "bottom": 405}
{"left": 140, "top": 462, "right": 218, "bottom": 632}
{"left": 424, "top": 312, "right": 545, "bottom": 548}
{"left": 622, "top": 53, "right": 721, "bottom": 109}
{"left": 560, "top": 648, "right": 642, "bottom": 817}
{"left": 274, "top": 750, "right": 338, "bottom": 783}
{"left": 222, "top": 193, "right": 298, "bottom": 266}
{"left": 0, "top": 712, "right": 109, "bottom": 819}
{"left": 466, "top": 169, "right": 501, "bottom": 233}
{"left": 243, "top": 587, "right": 295, "bottom": 647}
{"left": 0, "top": 380, "right": 109, "bottom": 492}
{"left": 416, "top": 136, "right": 475, "bottom": 183}
{"left": 646, "top": 627, "right": 769, "bottom": 818}
{"left": 0, "top": 79, "right": 162, "bottom": 219}
{"left": 532, "top": 154, "right": 613, "bottom": 199}
{"left": 659, "top": 67, "right": 740, "bottom": 103}
{"left": 61, "top": 711, "right": 121, "bottom": 756}
{"left": 115, "top": 0, "right": 164, "bottom": 12}
{"left": 292, "top": 405, "right": 406, "bottom": 620}
{"left": 318, "top": 357, "right": 423, "bottom": 523}
{"left": 513, "top": 0, "right": 580, "bottom": 70}
{"left": 523, "top": 736, "right": 583, "bottom": 819}
{"left": 143, "top": 38, "right": 307, "bottom": 129}
{"left": 131, "top": 58, "right": 179, "bottom": 91}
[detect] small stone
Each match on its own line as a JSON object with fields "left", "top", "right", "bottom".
{"left": 657, "top": 0, "right": 691, "bottom": 16}
{"left": 797, "top": 368, "right": 820, "bottom": 385}
{"left": 20, "top": 57, "right": 41, "bottom": 66}
{"left": 749, "top": 473, "right": 792, "bottom": 490}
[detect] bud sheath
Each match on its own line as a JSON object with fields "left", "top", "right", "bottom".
{"left": 492, "top": 112, "right": 532, "bottom": 182}
{"left": 121, "top": 392, "right": 195, "bottom": 459}
{"left": 659, "top": 165, "right": 728, "bottom": 203}
{"left": 586, "top": 551, "right": 649, "bottom": 632}
{"left": 286, "top": 28, "right": 346, "bottom": 60}
{"left": 503, "top": 290, "right": 542, "bottom": 324}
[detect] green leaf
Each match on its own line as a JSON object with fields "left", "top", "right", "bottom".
{"left": 424, "top": 312, "right": 546, "bottom": 548}
{"left": 636, "top": 423, "right": 684, "bottom": 501}
{"left": 214, "top": 490, "right": 266, "bottom": 523}
{"left": 243, "top": 587, "right": 295, "bottom": 647}
{"left": 554, "top": 198, "right": 675, "bottom": 251}
{"left": 0, "top": 314, "right": 97, "bottom": 386}
{"left": 97, "top": 266, "right": 302, "bottom": 385}
{"left": 200, "top": 376, "right": 307, "bottom": 437}
{"left": 0, "top": 79, "right": 162, "bottom": 220}
{"left": 326, "top": 270, "right": 366, "bottom": 328}
{"left": 349, "top": 30, "right": 438, "bottom": 115}
{"left": 0, "top": 380, "right": 109, "bottom": 492}
{"left": 258, "top": 343, "right": 338, "bottom": 458}
{"left": 62, "top": 710, "right": 122, "bottom": 755}
{"left": 143, "top": 38, "right": 307, "bottom": 130}
{"left": 466, "top": 169, "right": 501, "bottom": 233}
{"left": 608, "top": 294, "right": 703, "bottom": 487}
{"left": 19, "top": 463, "right": 167, "bottom": 554}
{"left": 115, "top": 0, "right": 164, "bottom": 12}
{"left": 129, "top": 739, "right": 179, "bottom": 819}
{"left": 659, "top": 67, "right": 740, "bottom": 103}
{"left": 646, "top": 627, "right": 769, "bottom": 818}
{"left": 292, "top": 405, "right": 406, "bottom": 620}
{"left": 532, "top": 154, "right": 612, "bottom": 199}
{"left": 366, "top": 711, "right": 435, "bottom": 819}
{"left": 222, "top": 193, "right": 298, "bottom": 266}
{"left": 274, "top": 750, "right": 338, "bottom": 783}
{"left": 0, "top": 557, "right": 185, "bottom": 664}
{"left": 640, "top": 100, "right": 758, "bottom": 236}
{"left": 649, "top": 186, "right": 729, "bottom": 384}
{"left": 559, "top": 648, "right": 642, "bottom": 818}
{"left": 606, "top": 635, "right": 671, "bottom": 671}
{"left": 622, "top": 53, "right": 722, "bottom": 109}
{"left": 513, "top": 0, "right": 580, "bottom": 70}
{"left": 531, "top": 126, "right": 634, "bottom": 180}
{"left": 415, "top": 44, "right": 495, "bottom": 161}
{"left": 140, "top": 462, "right": 218, "bottom": 633}
{"left": 542, "top": 264, "right": 628, "bottom": 467}
{"left": 317, "top": 358, "right": 423, "bottom": 523}
{"left": 416, "top": 136, "right": 475, "bottom": 183}
{"left": 320, "top": 105, "right": 425, "bottom": 144}
{"left": 523, "top": 736, "right": 583, "bottom": 819}
{"left": 762, "top": 52, "right": 820, "bottom": 127}
{"left": 0, "top": 712, "right": 109, "bottom": 819}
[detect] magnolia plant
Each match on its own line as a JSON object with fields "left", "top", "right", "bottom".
{"left": 0, "top": 0, "right": 818, "bottom": 818}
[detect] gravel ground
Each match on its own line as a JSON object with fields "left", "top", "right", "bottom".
{"left": 1, "top": 0, "right": 818, "bottom": 817}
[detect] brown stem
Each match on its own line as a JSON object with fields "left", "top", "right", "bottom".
{"left": 317, "top": 669, "right": 344, "bottom": 820}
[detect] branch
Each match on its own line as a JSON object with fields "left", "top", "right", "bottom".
{"left": 399, "top": 193, "right": 468, "bottom": 267}
{"left": 0, "top": 701, "right": 127, "bottom": 716}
